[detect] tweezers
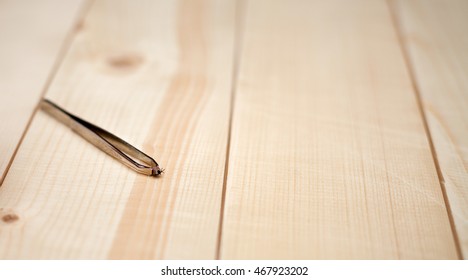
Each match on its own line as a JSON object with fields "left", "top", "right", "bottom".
{"left": 40, "top": 99, "right": 162, "bottom": 176}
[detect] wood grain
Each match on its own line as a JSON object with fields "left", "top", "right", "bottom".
{"left": 0, "top": 0, "right": 85, "bottom": 182}
{"left": 0, "top": 0, "right": 235, "bottom": 259}
{"left": 392, "top": 0, "right": 468, "bottom": 258}
{"left": 219, "top": 0, "right": 459, "bottom": 259}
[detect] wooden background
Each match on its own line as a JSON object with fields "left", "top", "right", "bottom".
{"left": 0, "top": 0, "right": 466, "bottom": 259}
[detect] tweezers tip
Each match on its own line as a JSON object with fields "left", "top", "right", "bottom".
{"left": 151, "top": 167, "right": 164, "bottom": 177}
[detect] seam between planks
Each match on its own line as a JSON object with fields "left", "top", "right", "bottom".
{"left": 215, "top": 0, "right": 246, "bottom": 260}
{"left": 0, "top": 0, "right": 96, "bottom": 187}
{"left": 386, "top": 0, "right": 463, "bottom": 259}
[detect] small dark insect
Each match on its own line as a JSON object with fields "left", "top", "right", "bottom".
{"left": 152, "top": 167, "right": 165, "bottom": 176}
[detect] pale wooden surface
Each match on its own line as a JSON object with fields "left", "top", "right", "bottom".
{"left": 0, "top": 0, "right": 466, "bottom": 259}
{"left": 220, "top": 0, "right": 458, "bottom": 259}
{"left": 0, "top": 0, "right": 86, "bottom": 182}
{"left": 0, "top": 0, "right": 235, "bottom": 259}
{"left": 393, "top": 0, "right": 468, "bottom": 258}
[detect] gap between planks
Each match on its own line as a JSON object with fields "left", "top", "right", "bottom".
{"left": 0, "top": 0, "right": 95, "bottom": 186}
{"left": 386, "top": 0, "right": 463, "bottom": 259}
{"left": 215, "top": 0, "right": 246, "bottom": 260}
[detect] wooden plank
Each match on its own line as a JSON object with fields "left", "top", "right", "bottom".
{"left": 0, "top": 0, "right": 86, "bottom": 182}
{"left": 392, "top": 0, "right": 468, "bottom": 258}
{"left": 220, "top": 0, "right": 459, "bottom": 259}
{"left": 0, "top": 0, "right": 235, "bottom": 259}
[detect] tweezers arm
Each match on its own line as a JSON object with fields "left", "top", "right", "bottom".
{"left": 40, "top": 99, "right": 161, "bottom": 176}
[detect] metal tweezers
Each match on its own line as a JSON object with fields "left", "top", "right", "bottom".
{"left": 40, "top": 99, "right": 162, "bottom": 176}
